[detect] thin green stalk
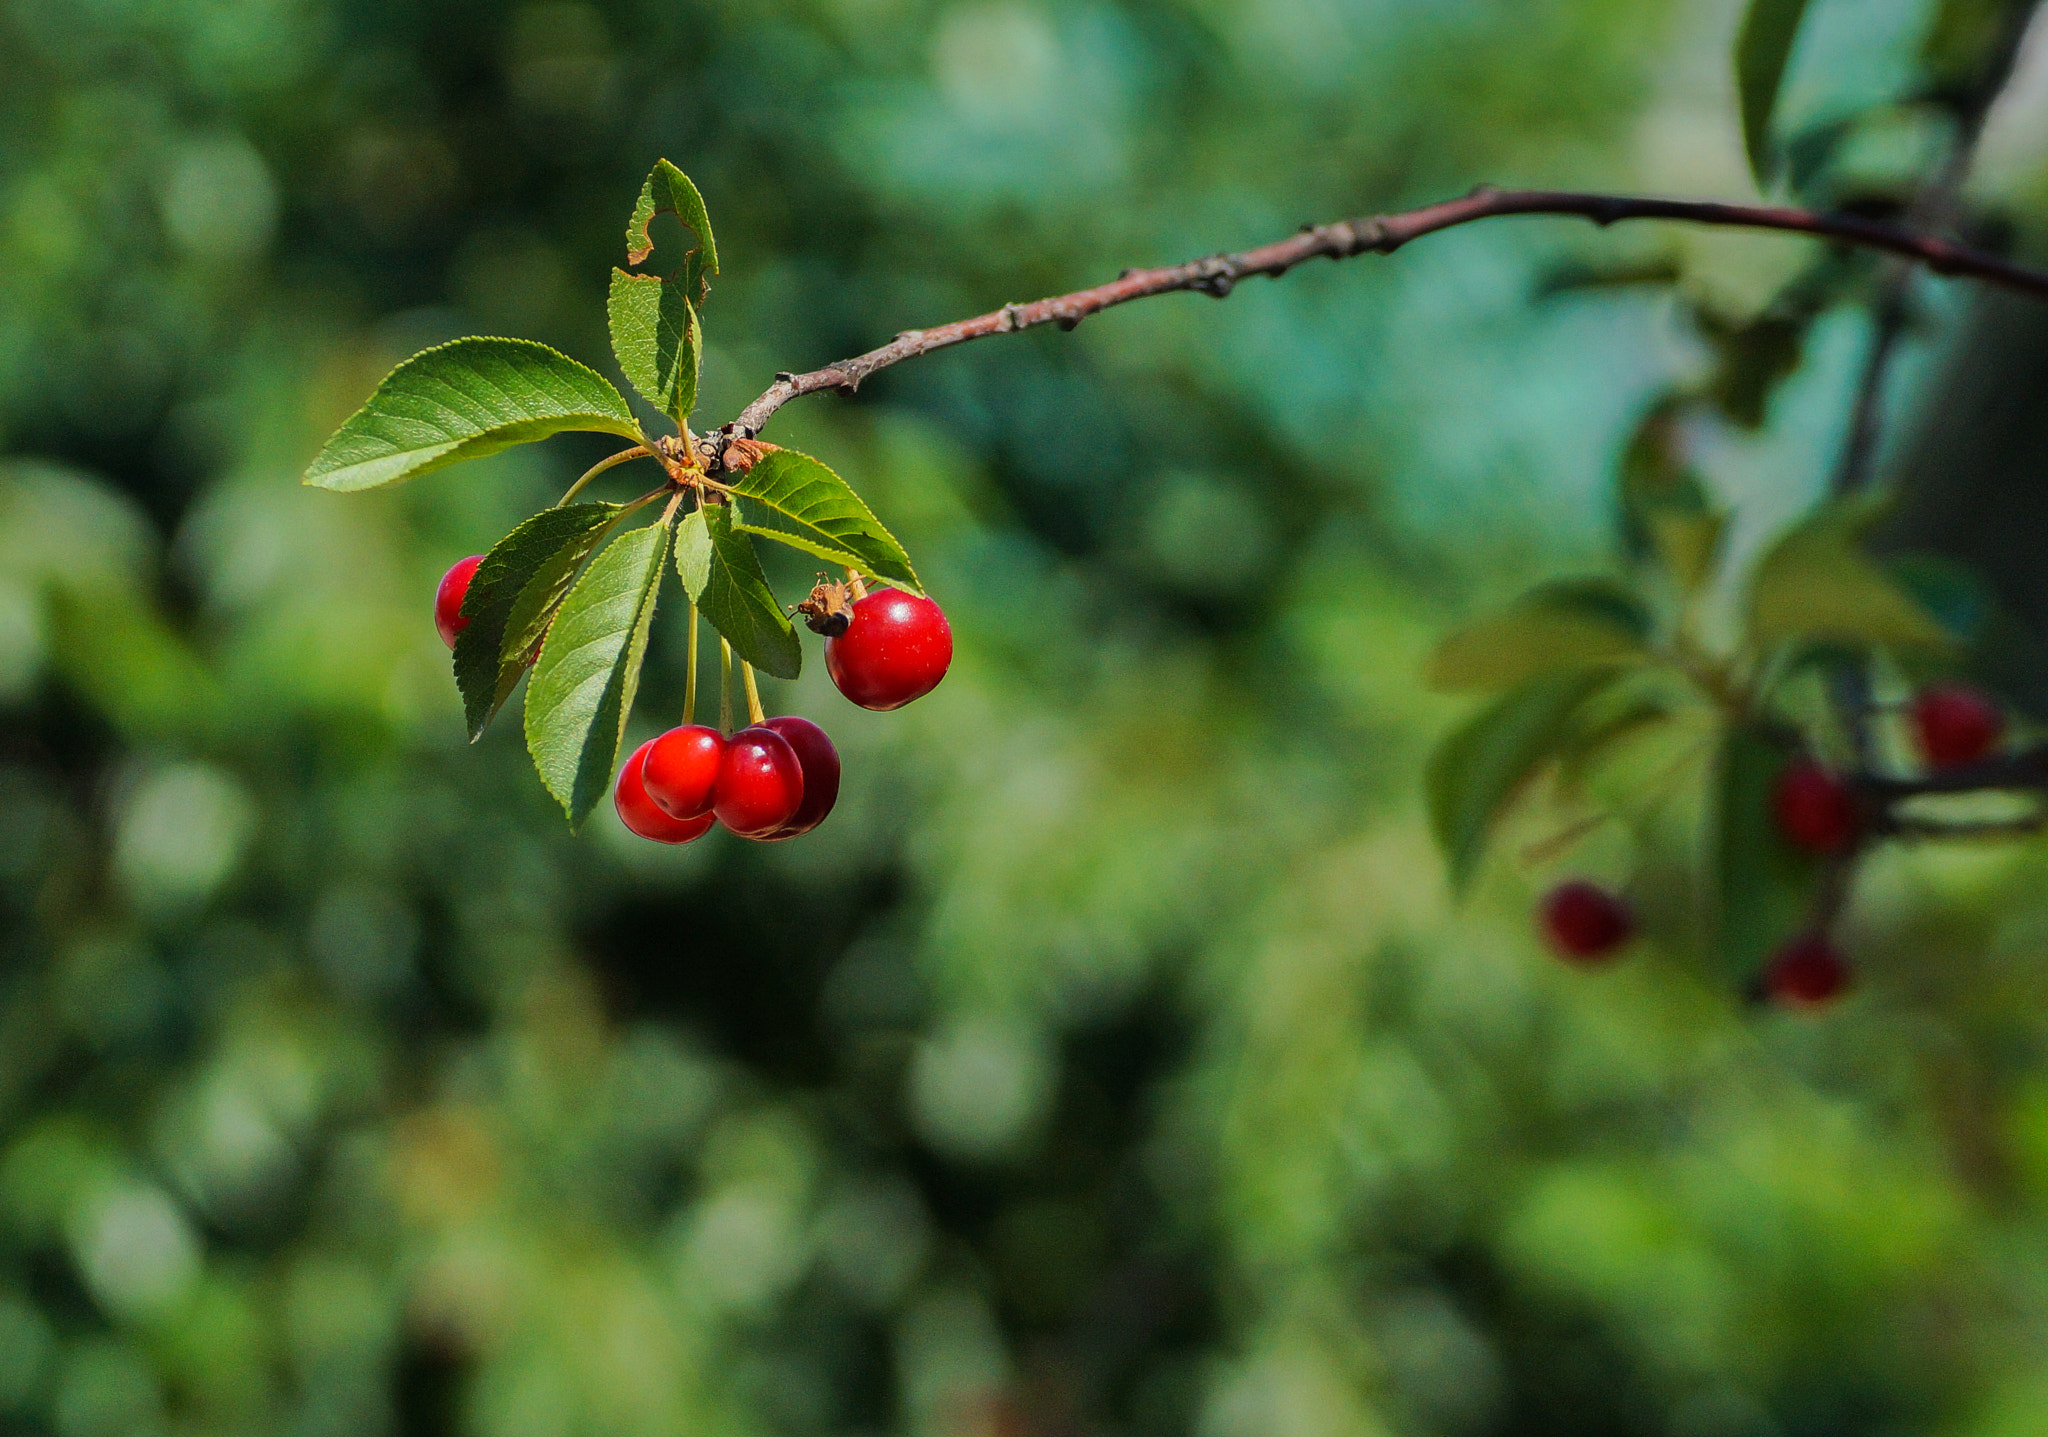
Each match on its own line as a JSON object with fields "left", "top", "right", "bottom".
{"left": 684, "top": 602, "right": 700, "bottom": 726}
{"left": 741, "top": 660, "right": 766, "bottom": 726}
{"left": 557, "top": 445, "right": 651, "bottom": 507}
{"left": 720, "top": 637, "right": 734, "bottom": 734}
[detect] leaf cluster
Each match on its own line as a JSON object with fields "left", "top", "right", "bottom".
{"left": 303, "top": 164, "right": 920, "bottom": 827}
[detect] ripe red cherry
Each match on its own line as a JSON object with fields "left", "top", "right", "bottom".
{"left": 759, "top": 716, "right": 841, "bottom": 841}
{"left": 435, "top": 555, "right": 485, "bottom": 649}
{"left": 614, "top": 739, "right": 715, "bottom": 844}
{"left": 1763, "top": 933, "right": 1851, "bottom": 1006}
{"left": 641, "top": 724, "right": 726, "bottom": 820}
{"left": 713, "top": 725, "right": 805, "bottom": 837}
{"left": 1773, "top": 758, "right": 1857, "bottom": 854}
{"left": 1539, "top": 881, "right": 1634, "bottom": 963}
{"left": 1911, "top": 684, "right": 2004, "bottom": 769}
{"left": 825, "top": 589, "right": 953, "bottom": 711}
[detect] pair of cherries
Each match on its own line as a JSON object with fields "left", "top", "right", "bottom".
{"left": 615, "top": 717, "right": 839, "bottom": 845}
{"left": 1539, "top": 881, "right": 1850, "bottom": 1006}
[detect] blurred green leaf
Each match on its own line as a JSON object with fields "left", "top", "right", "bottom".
{"left": 727, "top": 449, "right": 921, "bottom": 594}
{"left": 609, "top": 271, "right": 700, "bottom": 426}
{"left": 454, "top": 502, "right": 625, "bottom": 741}
{"left": 626, "top": 160, "right": 718, "bottom": 305}
{"left": 1428, "top": 668, "right": 1622, "bottom": 891}
{"left": 524, "top": 520, "right": 670, "bottom": 827}
{"left": 1647, "top": 510, "right": 1727, "bottom": 593}
{"left": 1714, "top": 724, "right": 1819, "bottom": 983}
{"left": 1429, "top": 578, "right": 1652, "bottom": 692}
{"left": 676, "top": 503, "right": 802, "bottom": 680}
{"left": 303, "top": 339, "right": 640, "bottom": 492}
{"left": 1747, "top": 503, "right": 1950, "bottom": 653}
{"left": 1735, "top": 0, "right": 1815, "bottom": 181}
{"left": 1888, "top": 553, "right": 1994, "bottom": 645}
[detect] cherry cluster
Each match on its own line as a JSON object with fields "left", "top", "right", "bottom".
{"left": 435, "top": 561, "right": 954, "bottom": 847}
{"left": 1537, "top": 683, "right": 2007, "bottom": 1008}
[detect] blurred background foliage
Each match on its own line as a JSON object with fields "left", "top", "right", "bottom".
{"left": 11, "top": 0, "right": 2048, "bottom": 1434}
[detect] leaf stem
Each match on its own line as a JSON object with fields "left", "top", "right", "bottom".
{"left": 741, "top": 659, "right": 766, "bottom": 726}
{"left": 720, "top": 637, "right": 735, "bottom": 734}
{"left": 558, "top": 446, "right": 651, "bottom": 507}
{"left": 684, "top": 602, "right": 700, "bottom": 726}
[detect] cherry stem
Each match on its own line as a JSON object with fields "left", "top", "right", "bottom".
{"left": 684, "top": 602, "right": 700, "bottom": 726}
{"left": 846, "top": 569, "right": 868, "bottom": 602}
{"left": 557, "top": 445, "right": 651, "bottom": 507}
{"left": 741, "top": 659, "right": 766, "bottom": 726}
{"left": 719, "top": 637, "right": 734, "bottom": 735}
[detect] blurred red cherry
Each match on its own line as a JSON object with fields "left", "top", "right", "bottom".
{"left": 1539, "top": 881, "right": 1635, "bottom": 963}
{"left": 1763, "top": 933, "right": 1851, "bottom": 1006}
{"left": 615, "top": 739, "right": 715, "bottom": 844}
{"left": 1911, "top": 684, "right": 2004, "bottom": 769}
{"left": 435, "top": 555, "right": 485, "bottom": 649}
{"left": 1773, "top": 758, "right": 1857, "bottom": 854}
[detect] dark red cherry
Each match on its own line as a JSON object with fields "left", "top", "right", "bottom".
{"left": 1763, "top": 933, "right": 1851, "bottom": 1006}
{"left": 713, "top": 725, "right": 805, "bottom": 837}
{"left": 1773, "top": 758, "right": 1857, "bottom": 854}
{"left": 615, "top": 739, "right": 716, "bottom": 844}
{"left": 758, "top": 716, "right": 841, "bottom": 841}
{"left": 825, "top": 589, "right": 953, "bottom": 711}
{"left": 435, "top": 555, "right": 485, "bottom": 649}
{"left": 1911, "top": 685, "right": 2004, "bottom": 769}
{"left": 1539, "top": 881, "right": 1634, "bottom": 963}
{"left": 641, "top": 724, "right": 726, "bottom": 820}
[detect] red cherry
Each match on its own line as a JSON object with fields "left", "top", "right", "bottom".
{"left": 435, "top": 555, "right": 485, "bottom": 649}
{"left": 641, "top": 724, "right": 726, "bottom": 820}
{"left": 713, "top": 725, "right": 805, "bottom": 837}
{"left": 615, "top": 739, "right": 716, "bottom": 844}
{"left": 1773, "top": 758, "right": 1857, "bottom": 854}
{"left": 759, "top": 716, "right": 841, "bottom": 841}
{"left": 1763, "top": 933, "right": 1851, "bottom": 1006}
{"left": 825, "top": 589, "right": 953, "bottom": 711}
{"left": 1911, "top": 685, "right": 2004, "bottom": 769}
{"left": 1539, "top": 881, "right": 1634, "bottom": 963}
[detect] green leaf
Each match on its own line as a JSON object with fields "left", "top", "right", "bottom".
{"left": 675, "top": 503, "right": 802, "bottom": 680}
{"left": 726, "top": 448, "right": 921, "bottom": 594}
{"left": 1646, "top": 510, "right": 1727, "bottom": 594}
{"left": 1714, "top": 725, "right": 1819, "bottom": 983}
{"left": 1427, "top": 668, "right": 1623, "bottom": 892}
{"left": 523, "top": 521, "right": 670, "bottom": 828}
{"left": 625, "top": 160, "right": 718, "bottom": 305}
{"left": 1746, "top": 503, "right": 1950, "bottom": 653}
{"left": 304, "top": 338, "right": 640, "bottom": 492}
{"left": 608, "top": 270, "right": 701, "bottom": 425}
{"left": 1429, "top": 578, "right": 1652, "bottom": 692}
{"left": 453, "top": 502, "right": 625, "bottom": 740}
{"left": 1735, "top": 0, "right": 1815, "bottom": 182}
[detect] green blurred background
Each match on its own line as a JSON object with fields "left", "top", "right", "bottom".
{"left": 12, "top": 0, "right": 2048, "bottom": 1433}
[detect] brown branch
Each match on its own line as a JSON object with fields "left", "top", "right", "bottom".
{"left": 704, "top": 185, "right": 2048, "bottom": 457}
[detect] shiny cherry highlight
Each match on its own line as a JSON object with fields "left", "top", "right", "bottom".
{"left": 641, "top": 724, "right": 726, "bottom": 820}
{"left": 714, "top": 725, "right": 806, "bottom": 837}
{"left": 435, "top": 555, "right": 485, "bottom": 649}
{"left": 615, "top": 739, "right": 716, "bottom": 844}
{"left": 759, "top": 716, "right": 841, "bottom": 840}
{"left": 825, "top": 589, "right": 953, "bottom": 710}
